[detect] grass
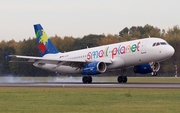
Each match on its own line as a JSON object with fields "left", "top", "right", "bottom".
{"left": 0, "top": 87, "right": 180, "bottom": 113}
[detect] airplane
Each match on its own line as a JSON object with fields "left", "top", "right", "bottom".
{"left": 9, "top": 24, "right": 175, "bottom": 83}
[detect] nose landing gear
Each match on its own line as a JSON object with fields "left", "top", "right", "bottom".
{"left": 151, "top": 71, "right": 157, "bottom": 76}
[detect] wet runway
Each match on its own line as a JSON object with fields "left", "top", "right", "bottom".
{"left": 0, "top": 82, "right": 180, "bottom": 88}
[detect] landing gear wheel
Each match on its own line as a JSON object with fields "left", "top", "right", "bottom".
{"left": 82, "top": 76, "right": 88, "bottom": 83}
{"left": 117, "top": 76, "right": 123, "bottom": 83}
{"left": 88, "top": 76, "right": 92, "bottom": 83}
{"left": 117, "top": 76, "right": 127, "bottom": 83}
{"left": 82, "top": 76, "right": 92, "bottom": 83}
{"left": 122, "top": 76, "right": 127, "bottom": 83}
{"left": 151, "top": 72, "right": 157, "bottom": 76}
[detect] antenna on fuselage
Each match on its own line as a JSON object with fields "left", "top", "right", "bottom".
{"left": 148, "top": 35, "right": 151, "bottom": 38}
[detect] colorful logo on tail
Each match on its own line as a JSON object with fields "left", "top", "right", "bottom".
{"left": 34, "top": 24, "right": 59, "bottom": 56}
{"left": 36, "top": 30, "right": 48, "bottom": 55}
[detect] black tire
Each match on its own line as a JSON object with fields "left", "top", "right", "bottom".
{"left": 154, "top": 72, "right": 157, "bottom": 76}
{"left": 117, "top": 76, "right": 123, "bottom": 83}
{"left": 152, "top": 72, "right": 157, "bottom": 76}
{"left": 88, "top": 76, "right": 92, "bottom": 83}
{"left": 82, "top": 76, "right": 88, "bottom": 83}
{"left": 122, "top": 76, "right": 127, "bottom": 83}
{"left": 82, "top": 76, "right": 92, "bottom": 83}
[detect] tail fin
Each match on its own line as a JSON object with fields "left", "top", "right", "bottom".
{"left": 34, "top": 24, "right": 59, "bottom": 57}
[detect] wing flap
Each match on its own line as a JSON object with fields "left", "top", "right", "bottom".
{"left": 9, "top": 55, "right": 112, "bottom": 66}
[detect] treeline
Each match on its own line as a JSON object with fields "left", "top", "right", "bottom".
{"left": 0, "top": 24, "right": 180, "bottom": 76}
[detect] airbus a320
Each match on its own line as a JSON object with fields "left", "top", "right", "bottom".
{"left": 9, "top": 24, "right": 175, "bottom": 83}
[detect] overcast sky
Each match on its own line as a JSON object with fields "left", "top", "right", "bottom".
{"left": 1, "top": 0, "right": 180, "bottom": 41}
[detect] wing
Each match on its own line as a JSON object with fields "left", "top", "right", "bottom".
{"left": 9, "top": 55, "right": 112, "bottom": 67}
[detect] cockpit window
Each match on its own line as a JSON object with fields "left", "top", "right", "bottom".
{"left": 152, "top": 43, "right": 156, "bottom": 46}
{"left": 152, "top": 42, "right": 168, "bottom": 47}
{"left": 156, "top": 42, "right": 160, "bottom": 46}
{"left": 160, "top": 42, "right": 167, "bottom": 45}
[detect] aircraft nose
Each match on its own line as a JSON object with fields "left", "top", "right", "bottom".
{"left": 166, "top": 45, "right": 175, "bottom": 58}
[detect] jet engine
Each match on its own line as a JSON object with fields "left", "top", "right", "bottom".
{"left": 133, "top": 62, "right": 160, "bottom": 75}
{"left": 82, "top": 62, "right": 107, "bottom": 75}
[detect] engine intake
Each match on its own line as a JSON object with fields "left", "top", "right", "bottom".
{"left": 82, "top": 62, "right": 107, "bottom": 75}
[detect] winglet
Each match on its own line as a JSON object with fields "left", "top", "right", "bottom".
{"left": 34, "top": 24, "right": 59, "bottom": 57}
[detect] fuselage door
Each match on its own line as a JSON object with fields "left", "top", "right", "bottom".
{"left": 141, "top": 39, "right": 148, "bottom": 54}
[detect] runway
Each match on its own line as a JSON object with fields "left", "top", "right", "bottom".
{"left": 0, "top": 82, "right": 180, "bottom": 88}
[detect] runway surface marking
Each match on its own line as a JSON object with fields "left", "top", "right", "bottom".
{"left": 0, "top": 82, "right": 180, "bottom": 88}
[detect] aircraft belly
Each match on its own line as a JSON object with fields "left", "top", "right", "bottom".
{"left": 34, "top": 63, "right": 81, "bottom": 74}
{"left": 56, "top": 66, "right": 81, "bottom": 74}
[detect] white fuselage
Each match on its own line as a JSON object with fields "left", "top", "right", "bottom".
{"left": 33, "top": 38, "right": 174, "bottom": 74}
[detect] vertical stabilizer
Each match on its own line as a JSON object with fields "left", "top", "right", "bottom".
{"left": 34, "top": 24, "right": 59, "bottom": 56}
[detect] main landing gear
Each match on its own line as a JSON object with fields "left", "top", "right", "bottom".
{"left": 82, "top": 75, "right": 128, "bottom": 83}
{"left": 82, "top": 75, "right": 92, "bottom": 83}
{"left": 117, "top": 76, "right": 127, "bottom": 83}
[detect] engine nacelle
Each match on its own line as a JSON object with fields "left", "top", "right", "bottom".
{"left": 133, "top": 62, "right": 160, "bottom": 74}
{"left": 82, "top": 62, "right": 107, "bottom": 75}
